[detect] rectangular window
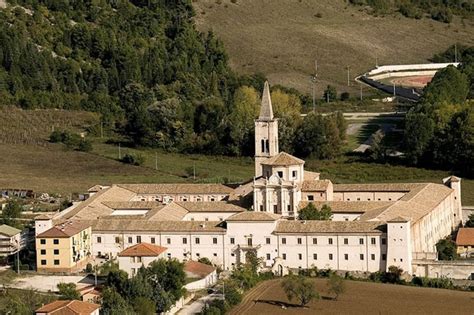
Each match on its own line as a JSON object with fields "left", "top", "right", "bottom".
{"left": 97, "top": 237, "right": 102, "bottom": 243}
{"left": 230, "top": 238, "right": 235, "bottom": 244}
{"left": 266, "top": 253, "right": 271, "bottom": 260}
{"left": 277, "top": 171, "right": 283, "bottom": 178}
{"left": 371, "top": 237, "right": 376, "bottom": 245}
{"left": 53, "top": 239, "right": 59, "bottom": 245}
{"left": 40, "top": 249, "right": 46, "bottom": 255}
{"left": 292, "top": 170, "right": 297, "bottom": 178}
{"left": 266, "top": 238, "right": 271, "bottom": 244}
{"left": 40, "top": 239, "right": 46, "bottom": 245}
{"left": 54, "top": 249, "right": 59, "bottom": 255}
{"left": 359, "top": 238, "right": 364, "bottom": 245}
{"left": 183, "top": 237, "right": 187, "bottom": 244}
{"left": 312, "top": 238, "right": 317, "bottom": 245}
{"left": 371, "top": 254, "right": 375, "bottom": 260}
{"left": 273, "top": 205, "right": 278, "bottom": 213}
{"left": 313, "top": 253, "right": 317, "bottom": 260}
{"left": 382, "top": 238, "right": 386, "bottom": 245}
{"left": 298, "top": 253, "right": 302, "bottom": 260}
{"left": 136, "top": 236, "right": 141, "bottom": 243}
{"left": 382, "top": 254, "right": 386, "bottom": 260}
{"left": 151, "top": 237, "right": 156, "bottom": 244}
{"left": 344, "top": 254, "right": 348, "bottom": 260}
{"left": 195, "top": 237, "right": 200, "bottom": 244}
{"left": 128, "top": 237, "right": 132, "bottom": 243}
{"left": 282, "top": 253, "right": 286, "bottom": 260}
{"left": 137, "top": 257, "right": 142, "bottom": 263}
{"left": 213, "top": 238, "right": 218, "bottom": 244}
{"left": 248, "top": 238, "right": 253, "bottom": 246}
{"left": 344, "top": 238, "right": 348, "bottom": 245}
{"left": 115, "top": 237, "right": 120, "bottom": 244}
{"left": 41, "top": 260, "right": 47, "bottom": 265}
{"left": 360, "top": 254, "right": 364, "bottom": 260}
{"left": 167, "top": 238, "right": 171, "bottom": 244}
{"left": 329, "top": 253, "right": 333, "bottom": 260}
{"left": 282, "top": 238, "right": 287, "bottom": 244}
{"left": 328, "top": 238, "right": 333, "bottom": 245}
{"left": 54, "top": 260, "right": 60, "bottom": 265}
{"left": 297, "top": 238, "right": 302, "bottom": 245}
{"left": 308, "top": 195, "right": 314, "bottom": 201}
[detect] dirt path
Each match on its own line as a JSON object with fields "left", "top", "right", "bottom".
{"left": 229, "top": 279, "right": 280, "bottom": 315}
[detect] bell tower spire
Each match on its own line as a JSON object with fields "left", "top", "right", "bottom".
{"left": 255, "top": 81, "right": 279, "bottom": 177}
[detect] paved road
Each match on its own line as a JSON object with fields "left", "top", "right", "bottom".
{"left": 177, "top": 293, "right": 223, "bottom": 315}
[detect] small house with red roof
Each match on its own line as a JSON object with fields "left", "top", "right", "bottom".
{"left": 35, "top": 300, "right": 100, "bottom": 315}
{"left": 184, "top": 260, "right": 218, "bottom": 291}
{"left": 117, "top": 242, "right": 167, "bottom": 277}
{"left": 456, "top": 228, "right": 474, "bottom": 258}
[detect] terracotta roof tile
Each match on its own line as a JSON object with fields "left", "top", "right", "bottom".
{"left": 301, "top": 180, "right": 331, "bottom": 192}
{"left": 299, "top": 201, "right": 394, "bottom": 213}
{"left": 37, "top": 221, "right": 90, "bottom": 238}
{"left": 91, "top": 219, "right": 226, "bottom": 233}
{"left": 261, "top": 152, "right": 304, "bottom": 166}
{"left": 118, "top": 183, "right": 233, "bottom": 195}
{"left": 118, "top": 243, "right": 167, "bottom": 257}
{"left": 35, "top": 300, "right": 100, "bottom": 314}
{"left": 274, "top": 220, "right": 385, "bottom": 234}
{"left": 185, "top": 260, "right": 216, "bottom": 278}
{"left": 333, "top": 183, "right": 422, "bottom": 192}
{"left": 226, "top": 211, "right": 281, "bottom": 222}
{"left": 175, "top": 201, "right": 246, "bottom": 213}
{"left": 456, "top": 228, "right": 474, "bottom": 246}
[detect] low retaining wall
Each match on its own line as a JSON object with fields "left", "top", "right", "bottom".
{"left": 360, "top": 76, "right": 420, "bottom": 101}
{"left": 412, "top": 260, "right": 474, "bottom": 280}
{"left": 369, "top": 70, "right": 437, "bottom": 81}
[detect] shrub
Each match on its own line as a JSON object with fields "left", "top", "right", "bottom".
{"left": 431, "top": 8, "right": 452, "bottom": 23}
{"left": 340, "top": 92, "right": 350, "bottom": 101}
{"left": 411, "top": 276, "right": 453, "bottom": 289}
{"left": 49, "top": 130, "right": 64, "bottom": 143}
{"left": 121, "top": 153, "right": 145, "bottom": 166}
{"left": 78, "top": 140, "right": 93, "bottom": 152}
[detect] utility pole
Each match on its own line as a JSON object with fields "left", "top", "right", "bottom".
{"left": 359, "top": 83, "right": 363, "bottom": 101}
{"left": 118, "top": 143, "right": 121, "bottom": 159}
{"left": 193, "top": 162, "right": 196, "bottom": 180}
{"left": 155, "top": 152, "right": 158, "bottom": 170}
{"left": 310, "top": 60, "right": 318, "bottom": 112}
{"left": 454, "top": 43, "right": 458, "bottom": 63}
{"left": 375, "top": 55, "right": 378, "bottom": 68}
{"left": 100, "top": 121, "right": 103, "bottom": 139}
{"left": 393, "top": 82, "right": 396, "bottom": 96}
{"left": 346, "top": 66, "right": 350, "bottom": 86}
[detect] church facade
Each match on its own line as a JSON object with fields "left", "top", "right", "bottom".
{"left": 35, "top": 82, "right": 463, "bottom": 276}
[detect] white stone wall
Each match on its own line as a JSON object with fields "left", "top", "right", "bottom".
{"left": 131, "top": 194, "right": 228, "bottom": 202}
{"left": 118, "top": 254, "right": 165, "bottom": 277}
{"left": 183, "top": 212, "right": 234, "bottom": 222}
{"left": 331, "top": 213, "right": 362, "bottom": 221}
{"left": 333, "top": 191, "right": 406, "bottom": 202}
{"left": 275, "top": 234, "right": 386, "bottom": 272}
{"left": 386, "top": 221, "right": 412, "bottom": 273}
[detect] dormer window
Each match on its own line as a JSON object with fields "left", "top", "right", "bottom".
{"left": 277, "top": 171, "right": 283, "bottom": 178}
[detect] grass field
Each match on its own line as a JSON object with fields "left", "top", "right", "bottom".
{"left": 230, "top": 278, "right": 474, "bottom": 315}
{"left": 193, "top": 0, "right": 474, "bottom": 94}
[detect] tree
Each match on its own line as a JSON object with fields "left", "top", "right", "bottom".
{"left": 57, "top": 283, "right": 81, "bottom": 300}
{"left": 101, "top": 287, "right": 134, "bottom": 315}
{"left": 436, "top": 238, "right": 458, "bottom": 260}
{"left": 281, "top": 275, "right": 318, "bottom": 307}
{"left": 323, "top": 85, "right": 337, "bottom": 102}
{"left": 404, "top": 112, "right": 434, "bottom": 165}
{"left": 120, "top": 153, "right": 145, "bottom": 166}
{"left": 198, "top": 257, "right": 213, "bottom": 266}
{"left": 298, "top": 203, "right": 332, "bottom": 220}
{"left": 327, "top": 273, "right": 345, "bottom": 300}
{"left": 384, "top": 266, "right": 404, "bottom": 284}
{"left": 145, "top": 258, "right": 186, "bottom": 308}
{"left": 422, "top": 66, "right": 469, "bottom": 106}
{"left": 466, "top": 213, "right": 474, "bottom": 228}
{"left": 132, "top": 297, "right": 156, "bottom": 315}
{"left": 2, "top": 199, "right": 22, "bottom": 227}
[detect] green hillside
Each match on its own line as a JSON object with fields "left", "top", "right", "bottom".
{"left": 193, "top": 0, "right": 474, "bottom": 94}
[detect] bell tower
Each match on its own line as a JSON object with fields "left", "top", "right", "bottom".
{"left": 255, "top": 81, "right": 279, "bottom": 177}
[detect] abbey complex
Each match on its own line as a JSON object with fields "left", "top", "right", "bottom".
{"left": 35, "top": 82, "right": 463, "bottom": 277}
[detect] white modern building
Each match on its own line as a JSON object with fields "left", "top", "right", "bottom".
{"left": 36, "top": 82, "right": 463, "bottom": 276}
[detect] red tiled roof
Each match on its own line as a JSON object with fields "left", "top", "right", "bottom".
{"left": 456, "top": 228, "right": 474, "bottom": 246}
{"left": 36, "top": 221, "right": 90, "bottom": 238}
{"left": 118, "top": 242, "right": 167, "bottom": 257}
{"left": 184, "top": 260, "right": 216, "bottom": 278}
{"left": 35, "top": 300, "right": 100, "bottom": 314}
